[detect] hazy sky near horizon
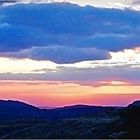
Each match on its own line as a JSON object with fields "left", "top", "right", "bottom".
{"left": 0, "top": 2, "right": 140, "bottom": 106}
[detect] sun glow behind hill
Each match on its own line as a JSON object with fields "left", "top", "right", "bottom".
{"left": 0, "top": 80, "right": 140, "bottom": 107}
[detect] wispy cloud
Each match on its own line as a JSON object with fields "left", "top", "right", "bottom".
{"left": 0, "top": 48, "right": 140, "bottom": 86}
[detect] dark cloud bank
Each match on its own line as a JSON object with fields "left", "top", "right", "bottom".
{"left": 0, "top": 3, "right": 140, "bottom": 63}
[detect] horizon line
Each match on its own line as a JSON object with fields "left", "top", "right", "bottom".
{"left": 0, "top": 99, "right": 138, "bottom": 109}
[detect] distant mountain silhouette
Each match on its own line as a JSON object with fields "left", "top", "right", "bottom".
{"left": 0, "top": 100, "right": 41, "bottom": 120}
{"left": 0, "top": 100, "right": 122, "bottom": 121}
{"left": 128, "top": 100, "right": 140, "bottom": 107}
{"left": 0, "top": 100, "right": 139, "bottom": 121}
{"left": 0, "top": 100, "right": 140, "bottom": 139}
{"left": 49, "top": 104, "right": 122, "bottom": 119}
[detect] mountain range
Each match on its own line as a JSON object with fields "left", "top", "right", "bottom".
{"left": 0, "top": 100, "right": 140, "bottom": 139}
{"left": 0, "top": 100, "right": 124, "bottom": 121}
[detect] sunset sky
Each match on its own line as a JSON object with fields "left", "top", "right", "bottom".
{"left": 0, "top": 0, "right": 140, "bottom": 107}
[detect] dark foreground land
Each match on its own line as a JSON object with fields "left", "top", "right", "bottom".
{"left": 0, "top": 100, "right": 140, "bottom": 139}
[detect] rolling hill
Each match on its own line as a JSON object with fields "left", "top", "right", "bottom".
{"left": 0, "top": 100, "right": 139, "bottom": 139}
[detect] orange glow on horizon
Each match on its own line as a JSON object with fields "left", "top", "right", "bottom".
{"left": 0, "top": 80, "right": 140, "bottom": 107}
